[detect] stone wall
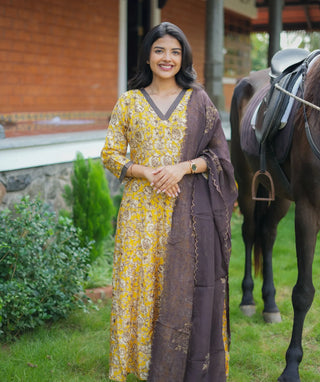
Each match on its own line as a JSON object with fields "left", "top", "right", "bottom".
{"left": 0, "top": 163, "right": 120, "bottom": 213}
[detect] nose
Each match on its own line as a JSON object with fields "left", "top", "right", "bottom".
{"left": 163, "top": 51, "right": 171, "bottom": 61}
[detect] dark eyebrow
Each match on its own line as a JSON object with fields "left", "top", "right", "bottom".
{"left": 153, "top": 45, "right": 182, "bottom": 51}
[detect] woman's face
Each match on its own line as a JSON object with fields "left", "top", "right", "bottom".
{"left": 148, "top": 34, "right": 182, "bottom": 82}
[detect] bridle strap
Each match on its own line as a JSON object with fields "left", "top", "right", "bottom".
{"left": 274, "top": 83, "right": 320, "bottom": 112}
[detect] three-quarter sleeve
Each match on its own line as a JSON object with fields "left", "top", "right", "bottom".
{"left": 101, "top": 94, "right": 132, "bottom": 180}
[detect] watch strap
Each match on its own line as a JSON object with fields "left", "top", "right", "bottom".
{"left": 189, "top": 160, "right": 197, "bottom": 174}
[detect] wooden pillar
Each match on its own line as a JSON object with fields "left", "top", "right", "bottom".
{"left": 268, "top": 0, "right": 283, "bottom": 65}
{"left": 205, "top": 0, "right": 225, "bottom": 111}
{"left": 118, "top": 0, "right": 128, "bottom": 96}
{"left": 150, "top": 0, "right": 161, "bottom": 27}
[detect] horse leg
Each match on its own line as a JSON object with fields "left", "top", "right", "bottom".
{"left": 278, "top": 202, "right": 317, "bottom": 382}
{"left": 229, "top": 75, "right": 258, "bottom": 316}
{"left": 238, "top": 191, "right": 256, "bottom": 316}
{"left": 259, "top": 197, "right": 291, "bottom": 323}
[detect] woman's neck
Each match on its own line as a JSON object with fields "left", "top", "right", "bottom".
{"left": 146, "top": 79, "right": 181, "bottom": 96}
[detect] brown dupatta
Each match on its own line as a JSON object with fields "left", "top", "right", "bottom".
{"left": 148, "top": 89, "right": 238, "bottom": 382}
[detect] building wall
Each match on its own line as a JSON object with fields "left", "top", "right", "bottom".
{"left": 0, "top": 0, "right": 119, "bottom": 115}
{"left": 0, "top": 0, "right": 251, "bottom": 134}
{"left": 162, "top": 1, "right": 251, "bottom": 111}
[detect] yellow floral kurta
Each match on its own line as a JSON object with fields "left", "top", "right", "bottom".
{"left": 101, "top": 89, "right": 193, "bottom": 382}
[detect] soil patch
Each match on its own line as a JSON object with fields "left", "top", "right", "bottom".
{"left": 85, "top": 286, "right": 112, "bottom": 302}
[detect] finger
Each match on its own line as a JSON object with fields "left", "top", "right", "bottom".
{"left": 164, "top": 189, "right": 175, "bottom": 197}
{"left": 153, "top": 175, "right": 168, "bottom": 190}
{"left": 165, "top": 185, "right": 179, "bottom": 197}
{"left": 160, "top": 176, "right": 178, "bottom": 191}
{"left": 152, "top": 166, "right": 164, "bottom": 175}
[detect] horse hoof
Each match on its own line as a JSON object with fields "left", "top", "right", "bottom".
{"left": 240, "top": 305, "right": 256, "bottom": 317}
{"left": 278, "top": 375, "right": 300, "bottom": 382}
{"left": 263, "top": 311, "right": 282, "bottom": 323}
{"left": 278, "top": 365, "right": 300, "bottom": 381}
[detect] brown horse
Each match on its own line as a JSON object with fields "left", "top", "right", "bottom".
{"left": 230, "top": 50, "right": 320, "bottom": 382}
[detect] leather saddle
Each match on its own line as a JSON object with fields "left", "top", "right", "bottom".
{"left": 252, "top": 48, "right": 309, "bottom": 201}
{"left": 255, "top": 48, "right": 309, "bottom": 145}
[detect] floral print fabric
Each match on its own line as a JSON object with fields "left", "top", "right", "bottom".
{"left": 101, "top": 89, "right": 192, "bottom": 381}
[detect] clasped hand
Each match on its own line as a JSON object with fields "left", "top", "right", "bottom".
{"left": 149, "top": 164, "right": 185, "bottom": 198}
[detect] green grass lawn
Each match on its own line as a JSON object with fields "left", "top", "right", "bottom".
{"left": 1, "top": 206, "right": 320, "bottom": 381}
{"left": 229, "top": 205, "right": 320, "bottom": 381}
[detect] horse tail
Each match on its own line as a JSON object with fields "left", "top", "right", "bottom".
{"left": 230, "top": 80, "right": 241, "bottom": 138}
{"left": 230, "top": 77, "right": 254, "bottom": 142}
{"left": 230, "top": 76, "right": 255, "bottom": 183}
{"left": 253, "top": 184, "right": 269, "bottom": 277}
{"left": 230, "top": 76, "right": 266, "bottom": 277}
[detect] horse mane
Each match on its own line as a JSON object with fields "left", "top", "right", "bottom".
{"left": 293, "top": 54, "right": 320, "bottom": 151}
{"left": 304, "top": 55, "right": 320, "bottom": 114}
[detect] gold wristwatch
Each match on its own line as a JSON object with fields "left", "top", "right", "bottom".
{"left": 189, "top": 160, "right": 197, "bottom": 174}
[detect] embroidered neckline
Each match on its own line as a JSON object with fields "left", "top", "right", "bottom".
{"left": 140, "top": 88, "right": 187, "bottom": 121}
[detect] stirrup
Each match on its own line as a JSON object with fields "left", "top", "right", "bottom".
{"left": 251, "top": 170, "right": 275, "bottom": 201}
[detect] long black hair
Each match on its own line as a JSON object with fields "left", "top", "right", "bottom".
{"left": 128, "top": 22, "right": 200, "bottom": 90}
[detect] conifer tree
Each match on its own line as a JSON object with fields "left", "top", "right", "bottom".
{"left": 64, "top": 152, "right": 115, "bottom": 263}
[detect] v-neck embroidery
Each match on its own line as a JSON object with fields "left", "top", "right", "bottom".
{"left": 140, "top": 88, "right": 187, "bottom": 121}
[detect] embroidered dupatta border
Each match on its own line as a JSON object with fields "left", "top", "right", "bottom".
{"left": 148, "top": 89, "right": 237, "bottom": 382}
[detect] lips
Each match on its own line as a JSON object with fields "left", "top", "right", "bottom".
{"left": 159, "top": 64, "right": 173, "bottom": 71}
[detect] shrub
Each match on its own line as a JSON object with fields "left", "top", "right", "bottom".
{"left": 0, "top": 196, "right": 91, "bottom": 342}
{"left": 85, "top": 235, "right": 115, "bottom": 289}
{"left": 63, "top": 152, "right": 115, "bottom": 264}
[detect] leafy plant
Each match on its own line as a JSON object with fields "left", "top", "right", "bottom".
{"left": 0, "top": 196, "right": 91, "bottom": 341}
{"left": 85, "top": 235, "right": 115, "bottom": 289}
{"left": 63, "top": 152, "right": 115, "bottom": 264}
{"left": 250, "top": 33, "right": 268, "bottom": 71}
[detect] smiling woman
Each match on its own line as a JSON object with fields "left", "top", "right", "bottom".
{"left": 101, "top": 22, "right": 237, "bottom": 382}
{"left": 144, "top": 35, "right": 183, "bottom": 115}
{"left": 148, "top": 35, "right": 182, "bottom": 79}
